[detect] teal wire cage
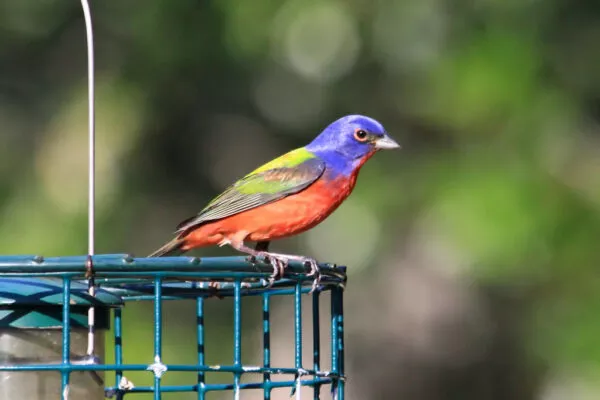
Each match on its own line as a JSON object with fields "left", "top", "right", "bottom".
{"left": 0, "top": 254, "right": 347, "bottom": 399}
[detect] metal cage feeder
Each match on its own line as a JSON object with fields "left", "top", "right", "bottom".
{"left": 0, "top": 254, "right": 347, "bottom": 399}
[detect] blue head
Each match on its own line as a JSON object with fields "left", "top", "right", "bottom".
{"left": 305, "top": 115, "right": 400, "bottom": 176}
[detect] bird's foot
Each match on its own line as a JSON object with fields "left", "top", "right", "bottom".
{"left": 222, "top": 239, "right": 288, "bottom": 286}
{"left": 249, "top": 251, "right": 288, "bottom": 286}
{"left": 260, "top": 252, "right": 288, "bottom": 284}
{"left": 303, "top": 257, "right": 322, "bottom": 293}
{"left": 268, "top": 253, "right": 321, "bottom": 293}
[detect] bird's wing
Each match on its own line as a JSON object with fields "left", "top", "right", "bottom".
{"left": 175, "top": 148, "right": 325, "bottom": 234}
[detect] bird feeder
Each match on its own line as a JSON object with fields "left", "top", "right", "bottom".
{"left": 0, "top": 255, "right": 347, "bottom": 399}
{"left": 0, "top": 275, "right": 122, "bottom": 399}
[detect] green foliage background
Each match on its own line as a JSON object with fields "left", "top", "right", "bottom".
{"left": 2, "top": 0, "right": 600, "bottom": 398}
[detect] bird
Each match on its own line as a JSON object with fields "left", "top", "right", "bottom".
{"left": 149, "top": 114, "right": 400, "bottom": 287}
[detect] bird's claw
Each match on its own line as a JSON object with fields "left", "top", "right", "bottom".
{"left": 303, "top": 258, "right": 321, "bottom": 293}
{"left": 252, "top": 252, "right": 288, "bottom": 286}
{"left": 269, "top": 255, "right": 288, "bottom": 283}
{"left": 248, "top": 251, "right": 320, "bottom": 291}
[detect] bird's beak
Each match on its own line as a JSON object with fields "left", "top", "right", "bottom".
{"left": 374, "top": 135, "right": 401, "bottom": 150}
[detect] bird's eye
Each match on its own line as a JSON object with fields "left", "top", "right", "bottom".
{"left": 354, "top": 129, "right": 369, "bottom": 142}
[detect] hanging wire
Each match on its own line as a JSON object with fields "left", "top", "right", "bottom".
{"left": 80, "top": 0, "right": 97, "bottom": 358}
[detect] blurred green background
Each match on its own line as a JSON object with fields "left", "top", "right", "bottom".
{"left": 2, "top": 0, "right": 600, "bottom": 398}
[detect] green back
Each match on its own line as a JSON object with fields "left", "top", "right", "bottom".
{"left": 175, "top": 148, "right": 325, "bottom": 234}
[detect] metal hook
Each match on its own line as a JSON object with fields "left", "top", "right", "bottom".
{"left": 79, "top": 0, "right": 97, "bottom": 363}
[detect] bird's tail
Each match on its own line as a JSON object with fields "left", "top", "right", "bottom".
{"left": 148, "top": 237, "right": 186, "bottom": 257}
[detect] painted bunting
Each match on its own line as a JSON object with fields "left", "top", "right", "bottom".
{"left": 150, "top": 115, "right": 400, "bottom": 286}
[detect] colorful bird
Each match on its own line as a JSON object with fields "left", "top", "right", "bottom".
{"left": 150, "top": 115, "right": 400, "bottom": 287}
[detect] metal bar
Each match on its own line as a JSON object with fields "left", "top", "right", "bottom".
{"left": 262, "top": 293, "right": 271, "bottom": 400}
{"left": 0, "top": 364, "right": 336, "bottom": 375}
{"left": 197, "top": 296, "right": 205, "bottom": 400}
{"left": 294, "top": 282, "right": 303, "bottom": 399}
{"left": 114, "top": 308, "right": 123, "bottom": 387}
{"left": 295, "top": 283, "right": 302, "bottom": 370}
{"left": 80, "top": 0, "right": 97, "bottom": 362}
{"left": 336, "top": 287, "right": 345, "bottom": 400}
{"left": 105, "top": 377, "right": 337, "bottom": 393}
{"left": 331, "top": 287, "right": 345, "bottom": 400}
{"left": 233, "top": 280, "right": 242, "bottom": 400}
{"left": 330, "top": 290, "right": 338, "bottom": 376}
{"left": 154, "top": 277, "right": 163, "bottom": 400}
{"left": 86, "top": 257, "right": 97, "bottom": 356}
{"left": 0, "top": 256, "right": 336, "bottom": 274}
{"left": 61, "top": 277, "right": 71, "bottom": 400}
{"left": 312, "top": 291, "right": 321, "bottom": 400}
{"left": 0, "top": 274, "right": 339, "bottom": 288}
{"left": 116, "top": 285, "right": 332, "bottom": 299}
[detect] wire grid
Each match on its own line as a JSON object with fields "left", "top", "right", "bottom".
{"left": 0, "top": 254, "right": 346, "bottom": 399}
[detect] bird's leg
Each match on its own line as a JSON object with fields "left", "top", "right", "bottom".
{"left": 266, "top": 253, "right": 321, "bottom": 293}
{"left": 220, "top": 238, "right": 287, "bottom": 283}
{"left": 253, "top": 241, "right": 276, "bottom": 281}
{"left": 254, "top": 241, "right": 270, "bottom": 252}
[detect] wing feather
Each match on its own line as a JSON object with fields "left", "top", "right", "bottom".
{"left": 175, "top": 153, "right": 325, "bottom": 235}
